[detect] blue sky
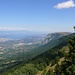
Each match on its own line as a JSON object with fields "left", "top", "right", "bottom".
{"left": 0, "top": 0, "right": 75, "bottom": 32}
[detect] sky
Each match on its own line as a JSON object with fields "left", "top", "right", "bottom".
{"left": 0, "top": 0, "right": 75, "bottom": 33}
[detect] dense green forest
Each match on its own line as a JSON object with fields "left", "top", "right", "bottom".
{"left": 54, "top": 35, "right": 75, "bottom": 75}
{"left": 0, "top": 41, "right": 66, "bottom": 75}
{"left": 46, "top": 34, "right": 75, "bottom": 75}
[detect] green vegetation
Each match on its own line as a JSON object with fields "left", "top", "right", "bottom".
{"left": 45, "top": 33, "right": 75, "bottom": 75}
{"left": 54, "top": 35, "right": 75, "bottom": 75}
{"left": 36, "top": 34, "right": 75, "bottom": 75}
{"left": 0, "top": 42, "right": 65, "bottom": 75}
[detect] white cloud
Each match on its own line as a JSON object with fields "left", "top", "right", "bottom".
{"left": 0, "top": 27, "right": 32, "bottom": 31}
{"left": 54, "top": 0, "right": 75, "bottom": 9}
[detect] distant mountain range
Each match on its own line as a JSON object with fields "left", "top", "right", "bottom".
{"left": 41, "top": 32, "right": 71, "bottom": 44}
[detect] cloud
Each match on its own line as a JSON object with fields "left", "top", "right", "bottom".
{"left": 54, "top": 0, "right": 75, "bottom": 9}
{"left": 0, "top": 27, "right": 32, "bottom": 31}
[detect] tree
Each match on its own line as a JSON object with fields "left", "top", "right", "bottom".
{"left": 55, "top": 35, "right": 75, "bottom": 75}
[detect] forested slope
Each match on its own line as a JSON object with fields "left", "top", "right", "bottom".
{"left": 0, "top": 33, "right": 74, "bottom": 75}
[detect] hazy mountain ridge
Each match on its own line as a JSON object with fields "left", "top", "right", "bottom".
{"left": 33, "top": 32, "right": 71, "bottom": 56}
{"left": 41, "top": 32, "right": 71, "bottom": 44}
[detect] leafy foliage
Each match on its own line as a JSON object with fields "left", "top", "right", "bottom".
{"left": 55, "top": 35, "right": 75, "bottom": 75}
{"left": 0, "top": 42, "right": 65, "bottom": 75}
